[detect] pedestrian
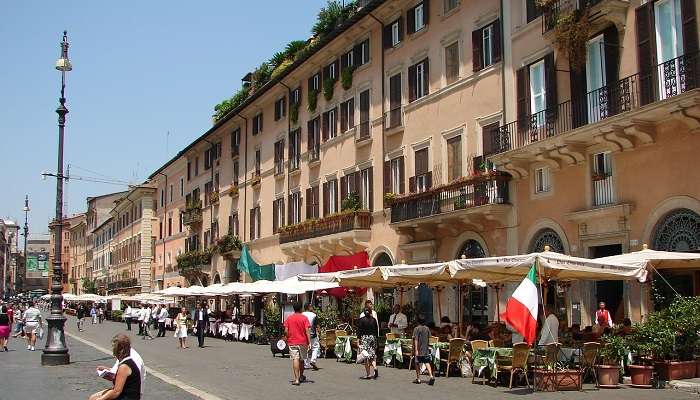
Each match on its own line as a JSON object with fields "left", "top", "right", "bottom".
{"left": 141, "top": 304, "right": 153, "bottom": 340}
{"left": 98, "top": 306, "right": 104, "bottom": 324}
{"left": 76, "top": 303, "right": 86, "bottom": 331}
{"left": 89, "top": 334, "right": 141, "bottom": 400}
{"left": 412, "top": 314, "right": 435, "bottom": 386}
{"left": 124, "top": 304, "right": 132, "bottom": 331}
{"left": 302, "top": 303, "right": 320, "bottom": 371}
{"left": 358, "top": 299, "right": 379, "bottom": 376}
{"left": 283, "top": 302, "right": 311, "bottom": 386}
{"left": 90, "top": 304, "right": 98, "bottom": 324}
{"left": 595, "top": 301, "right": 613, "bottom": 329}
{"left": 356, "top": 308, "right": 379, "bottom": 380}
{"left": 193, "top": 302, "right": 209, "bottom": 348}
{"left": 174, "top": 307, "right": 189, "bottom": 349}
{"left": 137, "top": 304, "right": 145, "bottom": 336}
{"left": 23, "top": 301, "right": 43, "bottom": 351}
{"left": 12, "top": 303, "right": 25, "bottom": 338}
{"left": 157, "top": 305, "right": 168, "bottom": 338}
{"left": 0, "top": 304, "right": 10, "bottom": 352}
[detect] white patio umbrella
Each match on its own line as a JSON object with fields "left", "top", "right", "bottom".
{"left": 595, "top": 245, "right": 700, "bottom": 271}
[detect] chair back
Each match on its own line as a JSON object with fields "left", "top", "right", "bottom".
{"left": 335, "top": 329, "right": 347, "bottom": 337}
{"left": 471, "top": 340, "right": 489, "bottom": 351}
{"left": 448, "top": 338, "right": 466, "bottom": 362}
{"left": 511, "top": 342, "right": 530, "bottom": 369}
{"left": 386, "top": 332, "right": 397, "bottom": 340}
{"left": 544, "top": 342, "right": 561, "bottom": 366}
{"left": 429, "top": 336, "right": 439, "bottom": 344}
{"left": 581, "top": 342, "right": 600, "bottom": 367}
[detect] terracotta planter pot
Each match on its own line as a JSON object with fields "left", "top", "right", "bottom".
{"left": 696, "top": 359, "right": 700, "bottom": 378}
{"left": 628, "top": 365, "right": 654, "bottom": 387}
{"left": 533, "top": 369, "right": 582, "bottom": 391}
{"left": 596, "top": 365, "right": 620, "bottom": 388}
{"left": 655, "top": 360, "right": 697, "bottom": 381}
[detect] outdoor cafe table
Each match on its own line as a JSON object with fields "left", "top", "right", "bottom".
{"left": 335, "top": 335, "right": 357, "bottom": 362}
{"left": 473, "top": 346, "right": 580, "bottom": 378}
{"left": 383, "top": 338, "right": 412, "bottom": 365}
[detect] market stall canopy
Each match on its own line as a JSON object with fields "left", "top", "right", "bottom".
{"left": 595, "top": 246, "right": 700, "bottom": 271}
{"left": 449, "top": 252, "right": 648, "bottom": 283}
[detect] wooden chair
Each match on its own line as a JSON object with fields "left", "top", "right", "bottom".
{"left": 429, "top": 336, "right": 439, "bottom": 344}
{"left": 336, "top": 329, "right": 347, "bottom": 337}
{"left": 385, "top": 332, "right": 397, "bottom": 340}
{"left": 438, "top": 338, "right": 466, "bottom": 377}
{"left": 496, "top": 342, "right": 531, "bottom": 389}
{"left": 320, "top": 329, "right": 337, "bottom": 358}
{"left": 579, "top": 342, "right": 600, "bottom": 388}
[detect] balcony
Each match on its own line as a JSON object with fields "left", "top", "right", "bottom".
{"left": 383, "top": 106, "right": 404, "bottom": 135}
{"left": 251, "top": 171, "right": 261, "bottom": 187}
{"left": 308, "top": 145, "right": 320, "bottom": 165}
{"left": 229, "top": 183, "right": 239, "bottom": 198}
{"left": 390, "top": 172, "right": 511, "bottom": 227}
{"left": 209, "top": 190, "right": 220, "bottom": 206}
{"left": 279, "top": 210, "right": 372, "bottom": 259}
{"left": 107, "top": 278, "right": 138, "bottom": 292}
{"left": 182, "top": 204, "right": 203, "bottom": 226}
{"left": 357, "top": 119, "right": 371, "bottom": 142}
{"left": 491, "top": 52, "right": 700, "bottom": 177}
{"left": 288, "top": 156, "right": 300, "bottom": 173}
{"left": 542, "top": 0, "right": 628, "bottom": 34}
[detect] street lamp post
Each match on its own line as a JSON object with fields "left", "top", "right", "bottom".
{"left": 42, "top": 30, "right": 72, "bottom": 366}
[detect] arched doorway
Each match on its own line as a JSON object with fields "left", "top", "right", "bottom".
{"left": 651, "top": 208, "right": 700, "bottom": 307}
{"left": 372, "top": 252, "right": 393, "bottom": 267}
{"left": 529, "top": 228, "right": 565, "bottom": 253}
{"left": 456, "top": 239, "right": 486, "bottom": 259}
{"left": 456, "top": 239, "right": 487, "bottom": 325}
{"left": 213, "top": 274, "right": 221, "bottom": 284}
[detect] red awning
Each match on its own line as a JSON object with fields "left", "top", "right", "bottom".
{"left": 319, "top": 251, "right": 370, "bottom": 297}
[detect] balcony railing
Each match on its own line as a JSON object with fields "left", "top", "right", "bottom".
{"left": 107, "top": 278, "right": 138, "bottom": 291}
{"left": 592, "top": 172, "right": 614, "bottom": 207}
{"left": 288, "top": 155, "right": 300, "bottom": 172}
{"left": 542, "top": 0, "right": 604, "bottom": 32}
{"left": 383, "top": 106, "right": 404, "bottom": 130}
{"left": 358, "top": 119, "right": 370, "bottom": 141}
{"left": 390, "top": 172, "right": 510, "bottom": 223}
{"left": 274, "top": 160, "right": 284, "bottom": 176}
{"left": 182, "top": 206, "right": 203, "bottom": 225}
{"left": 308, "top": 145, "right": 320, "bottom": 163}
{"left": 279, "top": 210, "right": 371, "bottom": 244}
{"left": 493, "top": 52, "right": 700, "bottom": 155}
{"left": 251, "top": 171, "right": 261, "bottom": 186}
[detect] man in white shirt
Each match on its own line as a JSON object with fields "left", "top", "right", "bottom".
{"left": 302, "top": 303, "right": 320, "bottom": 370}
{"left": 387, "top": 304, "right": 408, "bottom": 335}
{"left": 124, "top": 305, "right": 133, "bottom": 331}
{"left": 142, "top": 305, "right": 153, "bottom": 340}
{"left": 538, "top": 306, "right": 559, "bottom": 346}
{"left": 136, "top": 305, "right": 145, "bottom": 336}
{"left": 157, "top": 305, "right": 168, "bottom": 337}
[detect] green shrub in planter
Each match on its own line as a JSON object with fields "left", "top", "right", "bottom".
{"left": 341, "top": 66, "right": 354, "bottom": 90}
{"left": 323, "top": 77, "right": 335, "bottom": 101}
{"left": 308, "top": 89, "right": 318, "bottom": 112}
{"left": 111, "top": 310, "right": 123, "bottom": 321}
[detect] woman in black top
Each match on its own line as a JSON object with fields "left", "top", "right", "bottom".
{"left": 89, "top": 334, "right": 140, "bottom": 400}
{"left": 356, "top": 308, "right": 379, "bottom": 380}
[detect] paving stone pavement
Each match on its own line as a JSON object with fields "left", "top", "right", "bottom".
{"left": 46, "top": 315, "right": 699, "bottom": 400}
{"left": 0, "top": 322, "right": 199, "bottom": 400}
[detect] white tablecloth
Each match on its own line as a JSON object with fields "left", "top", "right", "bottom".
{"left": 239, "top": 324, "right": 253, "bottom": 340}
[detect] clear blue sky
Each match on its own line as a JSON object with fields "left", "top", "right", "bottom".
{"left": 1, "top": 0, "right": 327, "bottom": 241}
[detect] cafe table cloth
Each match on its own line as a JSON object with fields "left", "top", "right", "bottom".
{"left": 335, "top": 335, "right": 356, "bottom": 362}
{"left": 383, "top": 339, "right": 404, "bottom": 365}
{"left": 472, "top": 347, "right": 514, "bottom": 376}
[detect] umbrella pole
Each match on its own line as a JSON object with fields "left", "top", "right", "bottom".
{"left": 436, "top": 286, "right": 442, "bottom": 320}
{"left": 496, "top": 286, "right": 501, "bottom": 323}
{"left": 457, "top": 281, "right": 463, "bottom": 338}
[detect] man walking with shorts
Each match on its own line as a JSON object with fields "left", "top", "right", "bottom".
{"left": 23, "top": 301, "right": 43, "bottom": 351}
{"left": 412, "top": 315, "right": 435, "bottom": 385}
{"left": 284, "top": 302, "right": 311, "bottom": 386}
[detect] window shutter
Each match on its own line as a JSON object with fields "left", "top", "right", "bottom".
{"left": 274, "top": 101, "right": 280, "bottom": 121}
{"left": 368, "top": 167, "right": 374, "bottom": 211}
{"left": 409, "top": 176, "right": 416, "bottom": 193}
{"left": 313, "top": 186, "right": 319, "bottom": 218}
{"left": 282, "top": 97, "right": 286, "bottom": 117}
{"left": 399, "top": 156, "right": 405, "bottom": 193}
{"left": 398, "top": 16, "right": 404, "bottom": 42}
{"left": 306, "top": 188, "right": 312, "bottom": 220}
{"left": 288, "top": 196, "right": 293, "bottom": 227}
{"left": 348, "top": 98, "right": 355, "bottom": 128}
{"left": 482, "top": 122, "right": 499, "bottom": 156}
{"left": 354, "top": 171, "right": 361, "bottom": 196}
{"left": 603, "top": 25, "right": 620, "bottom": 116}
{"left": 322, "top": 112, "right": 329, "bottom": 142}
{"left": 334, "top": 180, "right": 339, "bottom": 212}
{"left": 383, "top": 24, "right": 392, "bottom": 49}
{"left": 408, "top": 64, "right": 417, "bottom": 102}
{"left": 472, "top": 28, "right": 483, "bottom": 72}
{"left": 333, "top": 59, "right": 340, "bottom": 80}
{"left": 681, "top": 0, "right": 699, "bottom": 56}
{"left": 259, "top": 113, "right": 263, "bottom": 133}
{"left": 544, "top": 53, "right": 557, "bottom": 114}
{"left": 383, "top": 160, "right": 391, "bottom": 194}
{"left": 249, "top": 208, "right": 255, "bottom": 240}
{"left": 516, "top": 66, "right": 530, "bottom": 129}
{"left": 308, "top": 77, "right": 315, "bottom": 93}
{"left": 426, "top": 171, "right": 433, "bottom": 190}
{"left": 570, "top": 57, "right": 588, "bottom": 128}
{"left": 635, "top": 2, "right": 655, "bottom": 105}
{"left": 407, "top": 7, "right": 416, "bottom": 35}
{"left": 422, "top": 58, "right": 430, "bottom": 96}
{"left": 340, "top": 176, "right": 348, "bottom": 204}
{"left": 353, "top": 43, "right": 362, "bottom": 63}
{"left": 323, "top": 182, "right": 329, "bottom": 217}
{"left": 272, "top": 201, "right": 278, "bottom": 233}
{"left": 493, "top": 20, "right": 502, "bottom": 63}
{"left": 423, "top": 0, "right": 430, "bottom": 26}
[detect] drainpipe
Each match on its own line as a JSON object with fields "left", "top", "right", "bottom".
{"left": 368, "top": 11, "right": 385, "bottom": 214}
{"left": 239, "top": 115, "right": 249, "bottom": 244}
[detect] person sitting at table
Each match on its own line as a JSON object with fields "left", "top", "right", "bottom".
{"left": 387, "top": 304, "right": 408, "bottom": 336}
{"left": 464, "top": 324, "right": 481, "bottom": 341}
{"left": 438, "top": 316, "right": 453, "bottom": 339}
{"left": 538, "top": 305, "right": 559, "bottom": 345}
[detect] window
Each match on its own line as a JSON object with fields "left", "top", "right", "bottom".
{"left": 291, "top": 87, "right": 301, "bottom": 105}
{"left": 444, "top": 41, "right": 460, "bottom": 84}
{"left": 387, "top": 73, "right": 402, "bottom": 128}
{"left": 309, "top": 73, "right": 320, "bottom": 92}
{"left": 274, "top": 97, "right": 286, "bottom": 121}
{"left": 481, "top": 121, "right": 500, "bottom": 157}
{"left": 187, "top": 161, "right": 191, "bottom": 181}
{"left": 179, "top": 178, "right": 184, "bottom": 197}
{"left": 413, "top": 148, "right": 430, "bottom": 193}
{"left": 444, "top": 0, "right": 459, "bottom": 14}
{"left": 168, "top": 216, "right": 172, "bottom": 236}
{"left": 340, "top": 98, "right": 355, "bottom": 132}
{"left": 159, "top": 222, "right": 163, "bottom": 240}
{"left": 323, "top": 179, "right": 338, "bottom": 216}
{"left": 529, "top": 60, "right": 546, "bottom": 125}
{"left": 322, "top": 108, "right": 337, "bottom": 141}
{"left": 472, "top": 20, "right": 500, "bottom": 72}
{"left": 446, "top": 135, "right": 462, "bottom": 181}
{"left": 526, "top": 0, "right": 543, "bottom": 24}
{"left": 233, "top": 160, "right": 239, "bottom": 185}
{"left": 194, "top": 157, "right": 199, "bottom": 176}
{"left": 228, "top": 213, "right": 239, "bottom": 236}
{"left": 408, "top": 2, "right": 428, "bottom": 34}
{"left": 160, "top": 189, "right": 165, "bottom": 208}
{"left": 273, "top": 198, "right": 285, "bottom": 233}
{"left": 306, "top": 186, "right": 320, "bottom": 220}
{"left": 252, "top": 113, "right": 263, "bottom": 135}
{"left": 592, "top": 152, "right": 614, "bottom": 206}
{"left": 289, "top": 192, "right": 302, "bottom": 225}
{"left": 231, "top": 128, "right": 241, "bottom": 157}
{"left": 516, "top": 53, "right": 556, "bottom": 131}
{"left": 360, "top": 168, "right": 373, "bottom": 211}
{"left": 409, "top": 58, "right": 429, "bottom": 102}
{"left": 169, "top": 184, "right": 174, "bottom": 203}
{"left": 254, "top": 149, "right": 261, "bottom": 177}
{"left": 386, "top": 156, "right": 404, "bottom": 194}
{"left": 341, "top": 49, "right": 354, "bottom": 70}
{"left": 353, "top": 39, "right": 370, "bottom": 66}
{"left": 179, "top": 212, "right": 183, "bottom": 233}
{"left": 383, "top": 18, "right": 403, "bottom": 49}
{"left": 341, "top": 172, "right": 358, "bottom": 204}
{"left": 307, "top": 117, "right": 320, "bottom": 162}
{"left": 358, "top": 90, "right": 370, "bottom": 139}
{"left": 534, "top": 167, "right": 551, "bottom": 193}
{"left": 204, "top": 181, "right": 214, "bottom": 206}
{"left": 250, "top": 206, "right": 261, "bottom": 240}
{"left": 289, "top": 129, "right": 301, "bottom": 171}
{"left": 274, "top": 140, "right": 285, "bottom": 175}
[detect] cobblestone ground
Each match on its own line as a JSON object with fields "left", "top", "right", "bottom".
{"left": 28, "top": 315, "right": 694, "bottom": 400}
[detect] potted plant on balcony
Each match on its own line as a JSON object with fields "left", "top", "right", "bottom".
{"left": 596, "top": 334, "right": 627, "bottom": 388}
{"left": 323, "top": 76, "right": 335, "bottom": 101}
{"left": 341, "top": 193, "right": 361, "bottom": 212}
{"left": 290, "top": 101, "right": 299, "bottom": 124}
{"left": 383, "top": 192, "right": 396, "bottom": 208}
{"left": 210, "top": 190, "right": 220, "bottom": 205}
{"left": 230, "top": 184, "right": 239, "bottom": 197}
{"left": 341, "top": 65, "right": 354, "bottom": 90}
{"left": 215, "top": 234, "right": 242, "bottom": 260}
{"left": 308, "top": 89, "right": 318, "bottom": 112}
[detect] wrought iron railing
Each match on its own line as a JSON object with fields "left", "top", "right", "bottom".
{"left": 383, "top": 106, "right": 404, "bottom": 130}
{"left": 357, "top": 119, "right": 371, "bottom": 141}
{"left": 493, "top": 52, "right": 700, "bottom": 154}
{"left": 182, "top": 207, "right": 203, "bottom": 225}
{"left": 390, "top": 173, "right": 510, "bottom": 223}
{"left": 107, "top": 278, "right": 138, "bottom": 291}
{"left": 592, "top": 173, "right": 615, "bottom": 206}
{"left": 309, "top": 144, "right": 320, "bottom": 163}
{"left": 279, "top": 210, "right": 371, "bottom": 244}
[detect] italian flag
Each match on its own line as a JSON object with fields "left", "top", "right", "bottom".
{"left": 502, "top": 264, "right": 539, "bottom": 345}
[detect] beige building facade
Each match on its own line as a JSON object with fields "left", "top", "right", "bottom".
{"left": 67, "top": 214, "right": 87, "bottom": 295}
{"left": 135, "top": 0, "right": 700, "bottom": 326}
